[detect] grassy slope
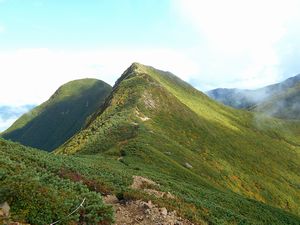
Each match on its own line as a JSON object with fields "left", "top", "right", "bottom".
{"left": 1, "top": 78, "right": 112, "bottom": 151}
{"left": 56, "top": 63, "right": 300, "bottom": 224}
{"left": 0, "top": 138, "right": 114, "bottom": 225}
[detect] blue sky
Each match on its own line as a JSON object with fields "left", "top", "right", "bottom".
{"left": 1, "top": 0, "right": 300, "bottom": 130}
{"left": 0, "top": 0, "right": 193, "bottom": 49}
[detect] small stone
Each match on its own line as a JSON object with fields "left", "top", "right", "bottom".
{"left": 0, "top": 202, "right": 10, "bottom": 217}
{"left": 168, "top": 210, "right": 176, "bottom": 216}
{"left": 184, "top": 162, "right": 193, "bottom": 169}
{"left": 160, "top": 207, "right": 168, "bottom": 216}
{"left": 144, "top": 209, "right": 151, "bottom": 214}
{"left": 135, "top": 216, "right": 143, "bottom": 221}
{"left": 141, "top": 200, "right": 153, "bottom": 209}
{"left": 166, "top": 191, "right": 175, "bottom": 199}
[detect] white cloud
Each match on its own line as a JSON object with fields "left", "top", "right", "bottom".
{"left": 174, "top": 0, "right": 300, "bottom": 90}
{"left": 0, "top": 48, "right": 199, "bottom": 105}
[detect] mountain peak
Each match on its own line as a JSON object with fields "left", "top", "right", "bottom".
{"left": 113, "top": 62, "right": 149, "bottom": 88}
{"left": 1, "top": 78, "right": 112, "bottom": 151}
{"left": 51, "top": 78, "right": 105, "bottom": 101}
{"left": 128, "top": 62, "right": 151, "bottom": 74}
{"left": 130, "top": 61, "right": 144, "bottom": 68}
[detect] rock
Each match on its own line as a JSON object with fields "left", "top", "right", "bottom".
{"left": 135, "top": 215, "right": 143, "bottom": 221}
{"left": 160, "top": 207, "right": 168, "bottom": 216}
{"left": 184, "top": 162, "right": 193, "bottom": 169}
{"left": 103, "top": 195, "right": 119, "bottom": 204}
{"left": 145, "top": 189, "right": 164, "bottom": 198}
{"left": 144, "top": 209, "right": 151, "bottom": 214}
{"left": 0, "top": 202, "right": 10, "bottom": 217}
{"left": 103, "top": 193, "right": 195, "bottom": 225}
{"left": 141, "top": 200, "right": 153, "bottom": 209}
{"left": 175, "top": 220, "right": 183, "bottom": 225}
{"left": 168, "top": 210, "right": 176, "bottom": 216}
{"left": 131, "top": 176, "right": 159, "bottom": 190}
{"left": 166, "top": 191, "right": 175, "bottom": 199}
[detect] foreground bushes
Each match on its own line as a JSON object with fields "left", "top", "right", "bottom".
{"left": 0, "top": 139, "right": 114, "bottom": 225}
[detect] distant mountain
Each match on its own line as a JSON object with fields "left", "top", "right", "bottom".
{"left": 206, "top": 88, "right": 257, "bottom": 109}
{"left": 207, "top": 74, "right": 300, "bottom": 119}
{"left": 253, "top": 83, "right": 300, "bottom": 120}
{"left": 0, "top": 105, "right": 35, "bottom": 132}
{"left": 1, "top": 78, "right": 112, "bottom": 151}
{"left": 55, "top": 63, "right": 300, "bottom": 224}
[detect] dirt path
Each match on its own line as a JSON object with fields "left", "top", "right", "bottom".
{"left": 104, "top": 176, "right": 194, "bottom": 225}
{"left": 104, "top": 195, "right": 193, "bottom": 225}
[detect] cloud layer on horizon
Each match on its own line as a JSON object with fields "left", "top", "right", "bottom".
{"left": 0, "top": 105, "right": 35, "bottom": 132}
{"left": 174, "top": 0, "right": 300, "bottom": 90}
{"left": 0, "top": 48, "right": 200, "bottom": 105}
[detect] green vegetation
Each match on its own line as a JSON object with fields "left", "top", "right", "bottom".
{"left": 1, "top": 78, "right": 112, "bottom": 151}
{"left": 1, "top": 63, "right": 299, "bottom": 224}
{"left": 2, "top": 137, "right": 300, "bottom": 225}
{"left": 54, "top": 63, "right": 300, "bottom": 224}
{"left": 0, "top": 139, "right": 114, "bottom": 225}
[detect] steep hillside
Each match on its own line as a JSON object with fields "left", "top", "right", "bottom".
{"left": 56, "top": 63, "right": 300, "bottom": 224}
{"left": 207, "top": 74, "right": 300, "bottom": 119}
{"left": 1, "top": 79, "right": 112, "bottom": 151}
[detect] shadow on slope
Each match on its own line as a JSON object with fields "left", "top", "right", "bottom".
{"left": 2, "top": 79, "right": 111, "bottom": 151}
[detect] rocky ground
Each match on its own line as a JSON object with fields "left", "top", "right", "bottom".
{"left": 104, "top": 176, "right": 195, "bottom": 225}
{"left": 1, "top": 176, "right": 196, "bottom": 225}
{"left": 104, "top": 195, "right": 194, "bottom": 225}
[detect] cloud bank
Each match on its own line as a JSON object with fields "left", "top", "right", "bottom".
{"left": 0, "top": 48, "right": 199, "bottom": 105}
{"left": 174, "top": 0, "right": 300, "bottom": 90}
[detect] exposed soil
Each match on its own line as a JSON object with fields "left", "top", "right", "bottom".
{"left": 104, "top": 195, "right": 194, "bottom": 225}
{"left": 104, "top": 176, "right": 194, "bottom": 225}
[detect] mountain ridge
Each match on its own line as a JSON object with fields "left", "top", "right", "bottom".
{"left": 1, "top": 63, "right": 300, "bottom": 224}
{"left": 55, "top": 63, "right": 300, "bottom": 224}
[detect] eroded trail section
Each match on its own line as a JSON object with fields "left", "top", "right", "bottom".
{"left": 104, "top": 176, "right": 195, "bottom": 225}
